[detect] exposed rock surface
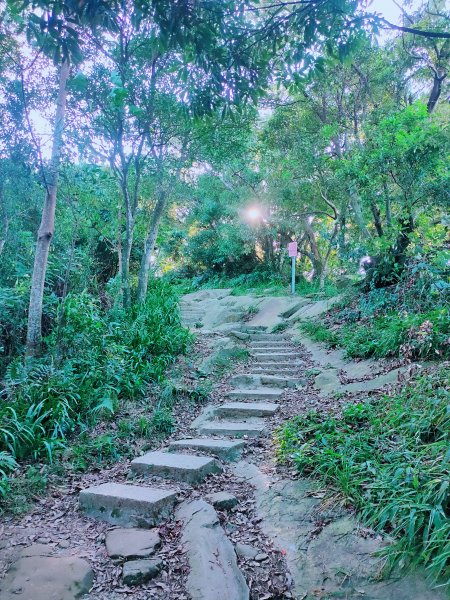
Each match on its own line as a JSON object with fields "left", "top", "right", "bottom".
{"left": 105, "top": 527, "right": 161, "bottom": 559}
{"left": 0, "top": 552, "right": 94, "bottom": 600}
{"left": 233, "top": 460, "right": 446, "bottom": 600}
{"left": 176, "top": 499, "right": 249, "bottom": 600}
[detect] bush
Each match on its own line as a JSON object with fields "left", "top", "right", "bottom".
{"left": 276, "top": 367, "right": 450, "bottom": 582}
{"left": 0, "top": 280, "right": 191, "bottom": 468}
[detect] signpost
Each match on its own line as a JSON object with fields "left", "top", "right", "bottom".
{"left": 288, "top": 241, "right": 297, "bottom": 294}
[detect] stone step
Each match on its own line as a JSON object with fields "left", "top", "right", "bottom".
{"left": 249, "top": 345, "right": 292, "bottom": 351}
{"left": 79, "top": 483, "right": 177, "bottom": 527}
{"left": 230, "top": 373, "right": 301, "bottom": 388}
{"left": 248, "top": 334, "right": 288, "bottom": 341}
{"left": 168, "top": 438, "right": 245, "bottom": 461}
{"left": 227, "top": 387, "right": 282, "bottom": 401}
{"left": 254, "top": 361, "right": 303, "bottom": 370}
{"left": 253, "top": 353, "right": 301, "bottom": 362}
{"left": 177, "top": 500, "right": 249, "bottom": 600}
{"left": 131, "top": 451, "right": 222, "bottom": 484}
{"left": 251, "top": 367, "right": 300, "bottom": 376}
{"left": 196, "top": 420, "right": 266, "bottom": 437}
{"left": 215, "top": 402, "right": 279, "bottom": 418}
{"left": 250, "top": 340, "right": 292, "bottom": 346}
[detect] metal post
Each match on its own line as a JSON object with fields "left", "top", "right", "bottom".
{"left": 291, "top": 256, "right": 296, "bottom": 294}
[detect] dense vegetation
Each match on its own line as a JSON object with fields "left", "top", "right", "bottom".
{"left": 0, "top": 0, "right": 449, "bottom": 583}
{"left": 277, "top": 368, "right": 450, "bottom": 582}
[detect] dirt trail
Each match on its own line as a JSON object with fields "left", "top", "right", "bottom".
{"left": 0, "top": 289, "right": 445, "bottom": 600}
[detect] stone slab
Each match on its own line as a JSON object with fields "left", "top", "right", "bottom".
{"left": 229, "top": 374, "right": 300, "bottom": 389}
{"left": 131, "top": 451, "right": 222, "bottom": 484}
{"left": 176, "top": 499, "right": 249, "bottom": 600}
{"left": 0, "top": 555, "right": 94, "bottom": 600}
{"left": 215, "top": 402, "right": 279, "bottom": 418}
{"left": 196, "top": 420, "right": 266, "bottom": 438}
{"left": 253, "top": 353, "right": 300, "bottom": 362}
{"left": 227, "top": 388, "right": 282, "bottom": 401}
{"left": 79, "top": 483, "right": 177, "bottom": 528}
{"left": 105, "top": 527, "right": 161, "bottom": 559}
{"left": 254, "top": 361, "right": 302, "bottom": 370}
{"left": 168, "top": 438, "right": 245, "bottom": 461}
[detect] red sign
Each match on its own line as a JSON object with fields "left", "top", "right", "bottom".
{"left": 288, "top": 241, "right": 298, "bottom": 257}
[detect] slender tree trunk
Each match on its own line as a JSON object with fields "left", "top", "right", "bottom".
{"left": 118, "top": 177, "right": 134, "bottom": 310}
{"left": 26, "top": 59, "right": 70, "bottom": 355}
{"left": 370, "top": 200, "right": 384, "bottom": 237}
{"left": 0, "top": 184, "right": 8, "bottom": 256}
{"left": 350, "top": 190, "right": 370, "bottom": 240}
{"left": 137, "top": 189, "right": 167, "bottom": 303}
{"left": 427, "top": 71, "right": 446, "bottom": 114}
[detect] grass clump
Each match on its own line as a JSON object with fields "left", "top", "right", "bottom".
{"left": 276, "top": 367, "right": 450, "bottom": 583}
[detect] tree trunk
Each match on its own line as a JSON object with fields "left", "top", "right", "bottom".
{"left": 427, "top": 71, "right": 446, "bottom": 114}
{"left": 370, "top": 200, "right": 384, "bottom": 237}
{"left": 350, "top": 190, "right": 370, "bottom": 240}
{"left": 137, "top": 189, "right": 167, "bottom": 303}
{"left": 26, "top": 59, "right": 70, "bottom": 355}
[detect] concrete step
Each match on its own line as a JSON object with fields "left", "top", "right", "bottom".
{"left": 131, "top": 451, "right": 222, "bottom": 484}
{"left": 251, "top": 367, "right": 300, "bottom": 376}
{"left": 230, "top": 373, "right": 301, "bottom": 388}
{"left": 196, "top": 420, "right": 266, "bottom": 437}
{"left": 253, "top": 353, "right": 300, "bottom": 362}
{"left": 79, "top": 483, "right": 177, "bottom": 527}
{"left": 248, "top": 334, "right": 288, "bottom": 341}
{"left": 254, "top": 361, "right": 303, "bottom": 369}
{"left": 168, "top": 438, "right": 245, "bottom": 461}
{"left": 215, "top": 402, "right": 279, "bottom": 418}
{"left": 250, "top": 346, "right": 292, "bottom": 352}
{"left": 250, "top": 340, "right": 292, "bottom": 346}
{"left": 227, "top": 387, "right": 282, "bottom": 401}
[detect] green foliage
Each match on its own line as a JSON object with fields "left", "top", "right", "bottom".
{"left": 301, "top": 256, "right": 450, "bottom": 359}
{"left": 0, "top": 280, "right": 190, "bottom": 473}
{"left": 276, "top": 367, "right": 450, "bottom": 582}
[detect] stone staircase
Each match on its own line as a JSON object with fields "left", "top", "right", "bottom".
{"left": 180, "top": 301, "right": 204, "bottom": 327}
{"left": 78, "top": 329, "right": 302, "bottom": 598}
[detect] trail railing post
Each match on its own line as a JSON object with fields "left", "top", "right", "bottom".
{"left": 288, "top": 241, "right": 298, "bottom": 295}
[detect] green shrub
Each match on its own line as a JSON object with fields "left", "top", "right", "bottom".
{"left": 276, "top": 367, "right": 450, "bottom": 582}
{"left": 0, "top": 280, "right": 190, "bottom": 474}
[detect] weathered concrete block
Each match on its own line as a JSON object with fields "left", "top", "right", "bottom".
{"left": 168, "top": 438, "right": 245, "bottom": 461}
{"left": 131, "top": 451, "right": 222, "bottom": 484}
{"left": 79, "top": 483, "right": 177, "bottom": 527}
{"left": 227, "top": 388, "right": 282, "bottom": 401}
{"left": 215, "top": 402, "right": 279, "bottom": 418}
{"left": 197, "top": 420, "right": 266, "bottom": 438}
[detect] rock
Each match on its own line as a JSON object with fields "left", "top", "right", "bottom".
{"left": 122, "top": 558, "right": 162, "bottom": 586}
{"left": 0, "top": 555, "right": 94, "bottom": 600}
{"left": 177, "top": 499, "right": 249, "bottom": 600}
{"left": 58, "top": 540, "right": 71, "bottom": 549}
{"left": 131, "top": 451, "right": 222, "bottom": 484}
{"left": 235, "top": 543, "right": 259, "bottom": 560}
{"left": 105, "top": 528, "right": 161, "bottom": 559}
{"left": 207, "top": 492, "right": 238, "bottom": 511}
{"left": 79, "top": 482, "right": 177, "bottom": 527}
{"left": 20, "top": 544, "right": 53, "bottom": 557}
{"left": 254, "top": 553, "right": 269, "bottom": 561}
